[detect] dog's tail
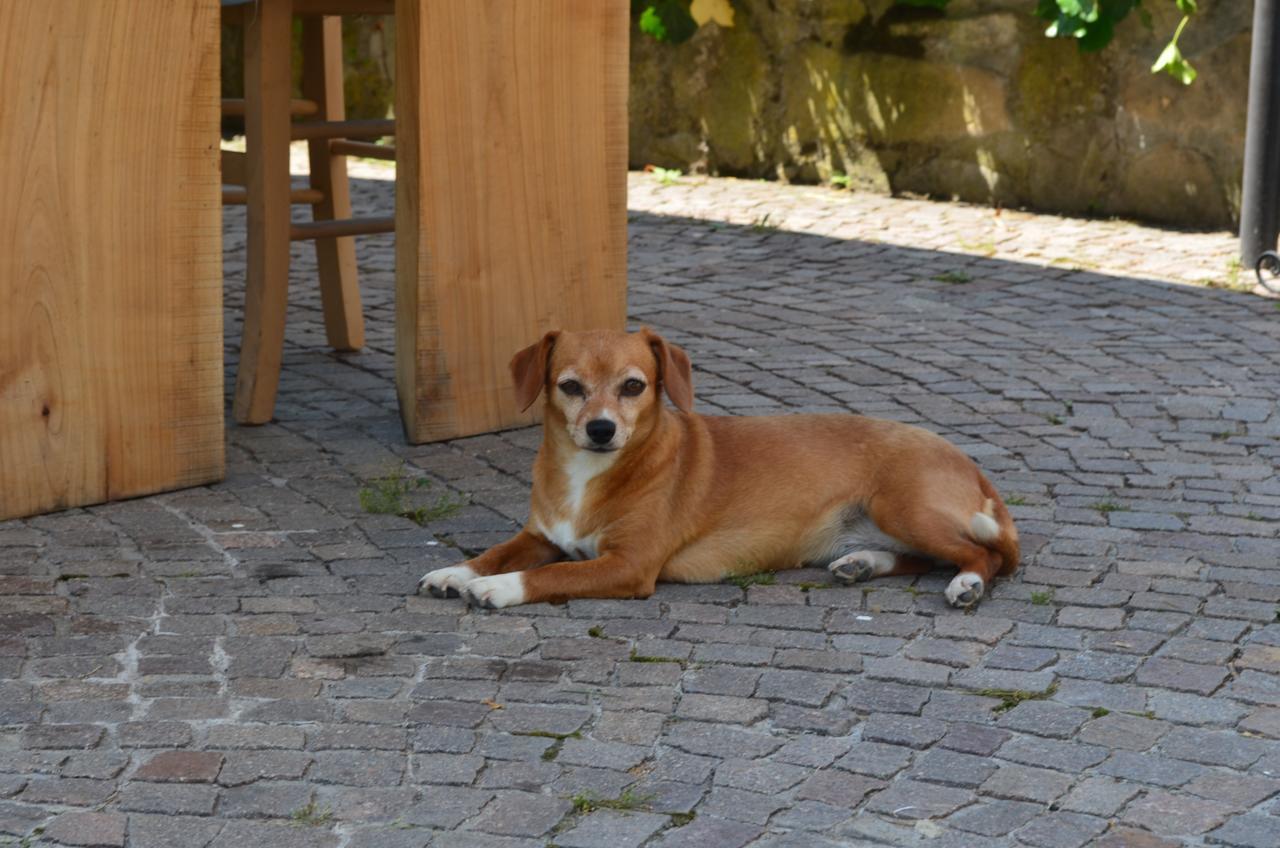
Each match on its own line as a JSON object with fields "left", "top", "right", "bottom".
{"left": 969, "top": 480, "right": 1021, "bottom": 576}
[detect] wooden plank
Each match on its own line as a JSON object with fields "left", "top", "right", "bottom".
{"left": 0, "top": 0, "right": 224, "bottom": 520}
{"left": 291, "top": 216, "right": 395, "bottom": 241}
{"left": 222, "top": 97, "right": 320, "bottom": 118}
{"left": 222, "top": 186, "right": 326, "bottom": 205}
{"left": 329, "top": 140, "right": 396, "bottom": 161}
{"left": 290, "top": 119, "right": 395, "bottom": 141}
{"left": 293, "top": 0, "right": 394, "bottom": 14}
{"left": 395, "top": 0, "right": 628, "bottom": 443}
{"left": 233, "top": 0, "right": 294, "bottom": 424}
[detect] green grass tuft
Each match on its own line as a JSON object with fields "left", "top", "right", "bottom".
{"left": 290, "top": 802, "right": 333, "bottom": 828}
{"left": 629, "top": 648, "right": 684, "bottom": 665}
{"left": 1091, "top": 500, "right": 1128, "bottom": 514}
{"left": 359, "top": 464, "right": 465, "bottom": 526}
{"left": 750, "top": 213, "right": 779, "bottom": 232}
{"left": 932, "top": 270, "right": 972, "bottom": 284}
{"left": 570, "top": 789, "right": 654, "bottom": 815}
{"left": 1029, "top": 589, "right": 1054, "bottom": 606}
{"left": 1091, "top": 707, "right": 1110, "bottom": 718}
{"left": 977, "top": 683, "right": 1059, "bottom": 714}
{"left": 727, "top": 571, "right": 776, "bottom": 589}
{"left": 650, "top": 166, "right": 682, "bottom": 186}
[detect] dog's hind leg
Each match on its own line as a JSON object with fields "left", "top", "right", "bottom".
{"left": 846, "top": 487, "right": 1013, "bottom": 608}
{"left": 828, "top": 550, "right": 931, "bottom": 584}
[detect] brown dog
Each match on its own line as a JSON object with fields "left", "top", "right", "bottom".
{"left": 418, "top": 329, "right": 1019, "bottom": 609}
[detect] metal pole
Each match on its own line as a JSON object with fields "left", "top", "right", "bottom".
{"left": 1241, "top": 0, "right": 1280, "bottom": 265}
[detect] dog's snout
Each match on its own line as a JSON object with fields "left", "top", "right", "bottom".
{"left": 585, "top": 419, "right": 616, "bottom": 445}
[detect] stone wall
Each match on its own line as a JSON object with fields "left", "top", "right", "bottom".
{"left": 221, "top": 15, "right": 395, "bottom": 123}
{"left": 629, "top": 0, "right": 1250, "bottom": 229}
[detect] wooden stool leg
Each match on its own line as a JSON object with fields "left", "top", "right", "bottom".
{"left": 302, "top": 15, "right": 365, "bottom": 352}
{"left": 234, "top": 0, "right": 294, "bottom": 424}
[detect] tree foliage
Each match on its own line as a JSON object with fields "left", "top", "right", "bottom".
{"left": 631, "top": 0, "right": 1200, "bottom": 85}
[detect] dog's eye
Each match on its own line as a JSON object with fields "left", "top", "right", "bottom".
{"left": 621, "top": 379, "right": 646, "bottom": 397}
{"left": 558, "top": 380, "right": 583, "bottom": 397}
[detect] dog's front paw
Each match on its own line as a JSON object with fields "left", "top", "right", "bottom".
{"left": 460, "top": 573, "right": 526, "bottom": 610}
{"left": 418, "top": 564, "right": 477, "bottom": 598}
{"left": 945, "top": 572, "right": 985, "bottom": 608}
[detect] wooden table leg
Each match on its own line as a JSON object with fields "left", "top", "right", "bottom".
{"left": 0, "top": 0, "right": 223, "bottom": 520}
{"left": 234, "top": 0, "right": 295, "bottom": 424}
{"left": 394, "top": 0, "right": 629, "bottom": 443}
{"left": 302, "top": 14, "right": 366, "bottom": 353}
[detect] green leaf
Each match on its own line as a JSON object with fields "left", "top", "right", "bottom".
{"left": 1175, "top": 0, "right": 1197, "bottom": 14}
{"left": 1076, "top": 15, "right": 1115, "bottom": 51}
{"left": 1058, "top": 0, "right": 1099, "bottom": 22}
{"left": 637, "top": 0, "right": 698, "bottom": 44}
{"left": 1152, "top": 40, "right": 1197, "bottom": 84}
{"left": 638, "top": 6, "right": 667, "bottom": 40}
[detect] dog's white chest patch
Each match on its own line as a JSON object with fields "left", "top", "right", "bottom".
{"left": 542, "top": 520, "right": 600, "bottom": 561}
{"left": 562, "top": 450, "right": 616, "bottom": 515}
{"left": 536, "top": 450, "right": 615, "bottom": 561}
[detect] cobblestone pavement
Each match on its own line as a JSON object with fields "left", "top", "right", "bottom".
{"left": 3, "top": 165, "right": 1280, "bottom": 848}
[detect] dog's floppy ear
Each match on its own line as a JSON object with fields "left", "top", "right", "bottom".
{"left": 510, "top": 330, "right": 560, "bottom": 412}
{"left": 643, "top": 329, "right": 694, "bottom": 413}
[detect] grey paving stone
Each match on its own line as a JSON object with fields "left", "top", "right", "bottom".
{"left": 793, "top": 769, "right": 884, "bottom": 808}
{"left": 864, "top": 779, "right": 974, "bottom": 820}
{"left": 125, "top": 814, "right": 224, "bottom": 848}
{"left": 997, "top": 701, "right": 1090, "bottom": 739}
{"left": 833, "top": 742, "right": 915, "bottom": 779}
{"left": 1207, "top": 813, "right": 1280, "bottom": 848}
{"left": 552, "top": 810, "right": 669, "bottom": 848}
{"left": 861, "top": 714, "right": 948, "bottom": 750}
{"left": 1161, "top": 727, "right": 1273, "bottom": 768}
{"left": 753, "top": 669, "right": 841, "bottom": 707}
{"left": 1058, "top": 776, "right": 1141, "bottom": 816}
{"left": 947, "top": 800, "right": 1041, "bottom": 837}
{"left": 664, "top": 722, "right": 783, "bottom": 759}
{"left": 42, "top": 811, "right": 127, "bottom": 847}
{"left": 981, "top": 763, "right": 1073, "bottom": 804}
{"left": 399, "top": 787, "right": 493, "bottom": 829}
{"left": 650, "top": 814, "right": 761, "bottom": 848}
{"left": 1097, "top": 751, "right": 1205, "bottom": 787}
{"left": 1122, "top": 789, "right": 1236, "bottom": 836}
{"left": 908, "top": 748, "right": 997, "bottom": 788}
{"left": 702, "top": 787, "right": 788, "bottom": 824}
{"left": 465, "top": 791, "right": 573, "bottom": 837}
{"left": 714, "top": 758, "right": 810, "bottom": 794}
{"left": 1077, "top": 713, "right": 1169, "bottom": 751}
{"left": 1013, "top": 811, "right": 1108, "bottom": 848}
{"left": 1137, "top": 658, "right": 1232, "bottom": 695}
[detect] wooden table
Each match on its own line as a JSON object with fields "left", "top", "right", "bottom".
{"left": 0, "top": 0, "right": 627, "bottom": 520}
{"left": 393, "top": 0, "right": 628, "bottom": 442}
{"left": 0, "top": 1, "right": 225, "bottom": 521}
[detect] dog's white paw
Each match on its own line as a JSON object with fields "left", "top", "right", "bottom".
{"left": 828, "top": 550, "right": 896, "bottom": 584}
{"left": 461, "top": 573, "right": 526, "bottom": 610}
{"left": 418, "top": 564, "right": 477, "bottom": 598}
{"left": 945, "top": 572, "right": 985, "bottom": 608}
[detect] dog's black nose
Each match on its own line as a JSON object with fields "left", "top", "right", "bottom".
{"left": 585, "top": 419, "right": 616, "bottom": 445}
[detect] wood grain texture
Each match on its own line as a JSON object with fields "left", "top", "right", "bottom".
{"left": 0, "top": 0, "right": 224, "bottom": 520}
{"left": 302, "top": 14, "right": 365, "bottom": 353}
{"left": 233, "top": 0, "right": 294, "bottom": 424}
{"left": 395, "top": 0, "right": 629, "bottom": 443}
